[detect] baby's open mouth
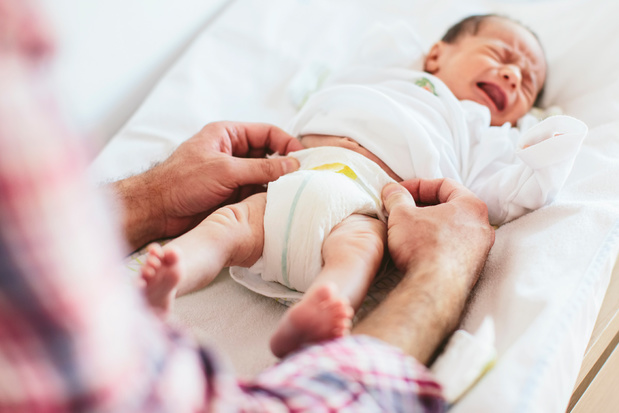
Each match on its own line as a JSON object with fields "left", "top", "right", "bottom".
{"left": 477, "top": 82, "right": 506, "bottom": 111}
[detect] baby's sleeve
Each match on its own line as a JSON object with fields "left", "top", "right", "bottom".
{"left": 466, "top": 115, "right": 588, "bottom": 226}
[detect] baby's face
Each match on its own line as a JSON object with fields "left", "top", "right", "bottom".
{"left": 425, "top": 17, "right": 546, "bottom": 126}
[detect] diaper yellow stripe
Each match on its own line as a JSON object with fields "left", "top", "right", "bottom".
{"left": 313, "top": 162, "right": 381, "bottom": 212}
{"left": 311, "top": 162, "right": 358, "bottom": 180}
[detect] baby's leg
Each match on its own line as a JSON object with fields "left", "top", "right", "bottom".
{"left": 143, "top": 193, "right": 267, "bottom": 299}
{"left": 140, "top": 243, "right": 183, "bottom": 318}
{"left": 270, "top": 214, "right": 387, "bottom": 358}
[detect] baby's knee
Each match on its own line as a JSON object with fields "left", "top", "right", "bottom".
{"left": 342, "top": 214, "right": 387, "bottom": 245}
{"left": 205, "top": 204, "right": 247, "bottom": 229}
{"left": 204, "top": 193, "right": 267, "bottom": 229}
{"left": 200, "top": 194, "right": 266, "bottom": 267}
{"left": 323, "top": 214, "right": 387, "bottom": 261}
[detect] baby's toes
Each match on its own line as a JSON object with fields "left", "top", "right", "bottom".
{"left": 146, "top": 243, "right": 164, "bottom": 260}
{"left": 161, "top": 246, "right": 181, "bottom": 266}
{"left": 140, "top": 264, "right": 156, "bottom": 281}
{"left": 331, "top": 316, "right": 352, "bottom": 338}
{"left": 327, "top": 297, "right": 352, "bottom": 317}
{"left": 146, "top": 253, "right": 162, "bottom": 270}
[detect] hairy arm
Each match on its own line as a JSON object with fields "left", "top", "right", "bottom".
{"left": 353, "top": 179, "right": 494, "bottom": 364}
{"left": 110, "top": 122, "right": 302, "bottom": 251}
{"left": 111, "top": 168, "right": 167, "bottom": 250}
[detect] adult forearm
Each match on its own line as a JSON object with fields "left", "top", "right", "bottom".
{"left": 357, "top": 179, "right": 494, "bottom": 365}
{"left": 106, "top": 122, "right": 304, "bottom": 252}
{"left": 110, "top": 170, "right": 165, "bottom": 251}
{"left": 353, "top": 258, "right": 471, "bottom": 365}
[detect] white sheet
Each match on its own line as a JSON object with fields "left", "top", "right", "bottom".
{"left": 91, "top": 0, "right": 619, "bottom": 411}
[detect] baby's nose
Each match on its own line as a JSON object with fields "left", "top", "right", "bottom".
{"left": 500, "top": 65, "right": 522, "bottom": 89}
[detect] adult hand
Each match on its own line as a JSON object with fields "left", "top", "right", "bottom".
{"left": 113, "top": 121, "right": 304, "bottom": 250}
{"left": 381, "top": 178, "right": 494, "bottom": 290}
{"left": 352, "top": 178, "right": 494, "bottom": 363}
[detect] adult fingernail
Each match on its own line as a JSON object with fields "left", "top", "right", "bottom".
{"left": 282, "top": 157, "right": 300, "bottom": 174}
{"left": 382, "top": 183, "right": 402, "bottom": 200}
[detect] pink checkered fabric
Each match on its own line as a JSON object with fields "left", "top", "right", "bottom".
{"left": 239, "top": 336, "right": 445, "bottom": 412}
{"left": 0, "top": 14, "right": 208, "bottom": 411}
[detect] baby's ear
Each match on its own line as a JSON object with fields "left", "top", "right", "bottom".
{"left": 424, "top": 42, "right": 444, "bottom": 74}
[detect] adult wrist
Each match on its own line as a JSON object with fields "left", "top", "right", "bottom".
{"left": 405, "top": 258, "right": 471, "bottom": 330}
{"left": 111, "top": 170, "right": 165, "bottom": 251}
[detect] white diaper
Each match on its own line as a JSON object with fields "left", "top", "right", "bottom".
{"left": 230, "top": 146, "right": 396, "bottom": 299}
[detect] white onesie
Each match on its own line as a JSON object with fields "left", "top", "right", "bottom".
{"left": 288, "top": 66, "right": 587, "bottom": 225}
{"left": 230, "top": 24, "right": 588, "bottom": 298}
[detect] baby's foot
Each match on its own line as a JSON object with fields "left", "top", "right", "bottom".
{"left": 270, "top": 283, "right": 354, "bottom": 358}
{"left": 140, "top": 244, "right": 183, "bottom": 318}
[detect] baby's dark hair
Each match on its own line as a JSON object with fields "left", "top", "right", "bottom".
{"left": 441, "top": 14, "right": 501, "bottom": 44}
{"left": 442, "top": 14, "right": 546, "bottom": 106}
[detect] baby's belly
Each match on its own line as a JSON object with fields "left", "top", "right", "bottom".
{"left": 299, "top": 134, "right": 401, "bottom": 181}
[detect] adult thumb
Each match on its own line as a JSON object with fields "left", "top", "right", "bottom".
{"left": 234, "top": 156, "right": 300, "bottom": 186}
{"left": 382, "top": 183, "right": 416, "bottom": 214}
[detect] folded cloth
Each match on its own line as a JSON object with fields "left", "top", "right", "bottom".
{"left": 431, "top": 325, "right": 497, "bottom": 404}
{"left": 230, "top": 146, "right": 396, "bottom": 297}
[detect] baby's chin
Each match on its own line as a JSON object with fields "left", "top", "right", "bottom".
{"left": 488, "top": 107, "right": 524, "bottom": 127}
{"left": 463, "top": 95, "right": 525, "bottom": 126}
{"left": 489, "top": 116, "right": 520, "bottom": 127}
{"left": 466, "top": 98, "right": 508, "bottom": 126}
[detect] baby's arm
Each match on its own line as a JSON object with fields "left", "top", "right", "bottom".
{"left": 466, "top": 115, "right": 588, "bottom": 225}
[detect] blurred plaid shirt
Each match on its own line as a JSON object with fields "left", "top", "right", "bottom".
{"left": 0, "top": 33, "right": 210, "bottom": 411}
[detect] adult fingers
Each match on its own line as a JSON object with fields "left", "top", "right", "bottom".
{"left": 399, "top": 178, "right": 491, "bottom": 226}
{"left": 381, "top": 183, "right": 417, "bottom": 215}
{"left": 218, "top": 121, "right": 304, "bottom": 156}
{"left": 229, "top": 156, "right": 300, "bottom": 187}
{"left": 400, "top": 178, "right": 475, "bottom": 206}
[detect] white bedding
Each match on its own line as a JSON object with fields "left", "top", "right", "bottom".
{"left": 91, "top": 0, "right": 619, "bottom": 411}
